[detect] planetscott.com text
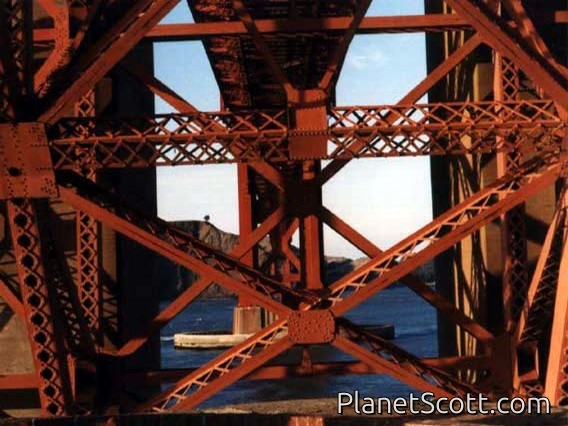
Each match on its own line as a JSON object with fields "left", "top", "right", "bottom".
{"left": 337, "top": 391, "right": 551, "bottom": 415}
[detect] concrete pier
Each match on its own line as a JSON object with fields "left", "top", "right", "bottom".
{"left": 174, "top": 324, "right": 395, "bottom": 350}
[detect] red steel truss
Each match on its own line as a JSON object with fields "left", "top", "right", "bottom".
{"left": 0, "top": 0, "right": 567, "bottom": 417}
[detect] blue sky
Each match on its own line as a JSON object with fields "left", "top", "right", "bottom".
{"left": 154, "top": 0, "right": 432, "bottom": 259}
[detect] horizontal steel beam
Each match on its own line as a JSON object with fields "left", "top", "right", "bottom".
{"left": 0, "top": 374, "right": 38, "bottom": 390}
{"left": 33, "top": 12, "right": 568, "bottom": 42}
{"left": 152, "top": 14, "right": 469, "bottom": 39}
{"left": 124, "top": 356, "right": 492, "bottom": 384}
{"left": 48, "top": 100, "right": 565, "bottom": 169}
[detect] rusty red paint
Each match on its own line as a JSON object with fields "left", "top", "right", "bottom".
{"left": 0, "top": 0, "right": 567, "bottom": 416}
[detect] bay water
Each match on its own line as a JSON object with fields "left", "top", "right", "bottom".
{"left": 160, "top": 285, "right": 437, "bottom": 408}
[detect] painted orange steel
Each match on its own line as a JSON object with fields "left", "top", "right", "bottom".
{"left": 48, "top": 100, "right": 565, "bottom": 168}
{"left": 443, "top": 0, "right": 567, "bottom": 106}
{"left": 7, "top": 199, "right": 75, "bottom": 416}
{"left": 544, "top": 191, "right": 568, "bottom": 404}
{"left": 0, "top": 373, "right": 38, "bottom": 390}
{"left": 126, "top": 355, "right": 492, "bottom": 385}
{"left": 0, "top": 0, "right": 567, "bottom": 416}
{"left": 32, "top": 13, "right": 568, "bottom": 43}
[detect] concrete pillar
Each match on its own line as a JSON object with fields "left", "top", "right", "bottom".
{"left": 233, "top": 306, "right": 263, "bottom": 334}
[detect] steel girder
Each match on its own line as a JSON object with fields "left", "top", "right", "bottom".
{"left": 126, "top": 152, "right": 559, "bottom": 412}
{"left": 543, "top": 191, "right": 568, "bottom": 405}
{"left": 32, "top": 13, "right": 568, "bottom": 42}
{"left": 0, "top": 0, "right": 567, "bottom": 417}
{"left": 443, "top": 0, "right": 567, "bottom": 107}
{"left": 48, "top": 100, "right": 565, "bottom": 169}
{"left": 6, "top": 199, "right": 76, "bottom": 416}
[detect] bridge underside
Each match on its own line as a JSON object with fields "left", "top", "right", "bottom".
{"left": 0, "top": 0, "right": 567, "bottom": 416}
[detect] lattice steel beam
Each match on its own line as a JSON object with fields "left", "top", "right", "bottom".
{"left": 7, "top": 199, "right": 75, "bottom": 416}
{"left": 47, "top": 100, "right": 565, "bottom": 169}
{"left": 137, "top": 320, "right": 291, "bottom": 412}
{"left": 57, "top": 173, "right": 315, "bottom": 317}
{"left": 38, "top": 0, "right": 180, "bottom": 124}
{"left": 513, "top": 194, "right": 566, "bottom": 397}
{"left": 38, "top": 201, "right": 95, "bottom": 359}
{"left": 326, "top": 155, "right": 561, "bottom": 316}
{"left": 76, "top": 207, "right": 101, "bottom": 341}
{"left": 516, "top": 198, "right": 566, "bottom": 346}
{"left": 74, "top": 91, "right": 102, "bottom": 344}
{"left": 494, "top": 51, "right": 529, "bottom": 332}
{"left": 544, "top": 191, "right": 568, "bottom": 405}
{"left": 335, "top": 319, "right": 481, "bottom": 398}
{"left": 444, "top": 0, "right": 568, "bottom": 107}
{"left": 318, "top": 33, "right": 483, "bottom": 184}
{"left": 115, "top": 206, "right": 286, "bottom": 357}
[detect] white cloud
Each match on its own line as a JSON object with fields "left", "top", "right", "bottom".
{"left": 347, "top": 43, "right": 388, "bottom": 70}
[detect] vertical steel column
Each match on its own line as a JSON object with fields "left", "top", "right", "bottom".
{"left": 236, "top": 163, "right": 256, "bottom": 308}
{"left": 495, "top": 53, "right": 529, "bottom": 333}
{"left": 235, "top": 163, "right": 265, "bottom": 334}
{"left": 7, "top": 199, "right": 74, "bottom": 416}
{"left": 74, "top": 90, "right": 102, "bottom": 345}
{"left": 1, "top": 0, "right": 75, "bottom": 415}
{"left": 492, "top": 17, "right": 527, "bottom": 395}
{"left": 0, "top": 0, "right": 33, "bottom": 120}
{"left": 299, "top": 161, "right": 324, "bottom": 290}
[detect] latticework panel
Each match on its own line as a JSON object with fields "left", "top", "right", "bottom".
{"left": 47, "top": 100, "right": 565, "bottom": 169}
{"left": 326, "top": 155, "right": 560, "bottom": 312}
{"left": 74, "top": 90, "right": 103, "bottom": 344}
{"left": 0, "top": 0, "right": 32, "bottom": 121}
{"left": 495, "top": 54, "right": 530, "bottom": 330}
{"left": 58, "top": 173, "right": 315, "bottom": 313}
{"left": 337, "top": 319, "right": 481, "bottom": 397}
{"left": 141, "top": 320, "right": 290, "bottom": 412}
{"left": 6, "top": 199, "right": 74, "bottom": 416}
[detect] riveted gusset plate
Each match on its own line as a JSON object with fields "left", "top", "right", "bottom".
{"left": 288, "top": 310, "right": 335, "bottom": 344}
{"left": 0, "top": 123, "right": 57, "bottom": 199}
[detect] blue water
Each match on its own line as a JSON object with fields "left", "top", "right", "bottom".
{"left": 160, "top": 285, "right": 437, "bottom": 408}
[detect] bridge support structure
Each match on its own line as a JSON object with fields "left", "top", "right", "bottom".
{"left": 0, "top": 0, "right": 566, "bottom": 416}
